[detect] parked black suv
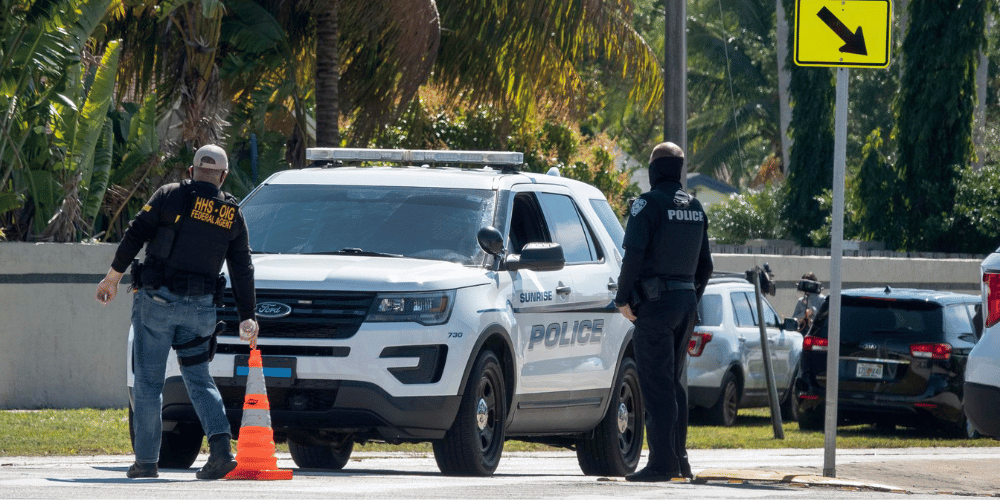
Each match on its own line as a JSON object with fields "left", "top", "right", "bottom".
{"left": 796, "top": 287, "right": 981, "bottom": 437}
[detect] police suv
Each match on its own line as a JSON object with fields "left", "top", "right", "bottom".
{"left": 966, "top": 249, "right": 1000, "bottom": 439}
{"left": 127, "top": 148, "right": 643, "bottom": 476}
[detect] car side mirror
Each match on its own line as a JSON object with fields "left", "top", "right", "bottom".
{"left": 783, "top": 317, "right": 798, "bottom": 331}
{"left": 477, "top": 226, "right": 505, "bottom": 256}
{"left": 505, "top": 242, "right": 565, "bottom": 272}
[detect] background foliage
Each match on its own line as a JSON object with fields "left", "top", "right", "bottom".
{"left": 707, "top": 184, "right": 787, "bottom": 244}
{"left": 1, "top": 0, "right": 999, "bottom": 254}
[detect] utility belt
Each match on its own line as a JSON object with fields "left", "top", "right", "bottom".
{"left": 630, "top": 276, "right": 695, "bottom": 306}
{"left": 131, "top": 259, "right": 226, "bottom": 306}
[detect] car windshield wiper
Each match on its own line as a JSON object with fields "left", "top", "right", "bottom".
{"left": 306, "top": 248, "right": 404, "bottom": 258}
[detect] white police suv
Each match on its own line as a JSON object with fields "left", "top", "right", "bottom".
{"left": 965, "top": 249, "right": 1000, "bottom": 438}
{"left": 127, "top": 148, "right": 643, "bottom": 476}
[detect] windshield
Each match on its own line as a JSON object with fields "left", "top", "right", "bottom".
{"left": 241, "top": 184, "right": 496, "bottom": 265}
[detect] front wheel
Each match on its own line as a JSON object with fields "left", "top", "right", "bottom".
{"left": 288, "top": 438, "right": 354, "bottom": 470}
{"left": 433, "top": 350, "right": 506, "bottom": 476}
{"left": 129, "top": 406, "right": 203, "bottom": 469}
{"left": 577, "top": 357, "right": 644, "bottom": 476}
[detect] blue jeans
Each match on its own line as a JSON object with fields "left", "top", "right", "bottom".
{"left": 131, "top": 288, "right": 231, "bottom": 464}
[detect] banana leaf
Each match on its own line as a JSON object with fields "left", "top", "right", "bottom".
{"left": 82, "top": 117, "right": 113, "bottom": 224}
{"left": 72, "top": 40, "right": 119, "bottom": 224}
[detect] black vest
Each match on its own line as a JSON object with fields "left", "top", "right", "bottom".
{"left": 146, "top": 181, "right": 241, "bottom": 278}
{"left": 642, "top": 185, "right": 706, "bottom": 282}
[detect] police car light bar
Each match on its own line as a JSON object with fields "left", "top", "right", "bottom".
{"left": 306, "top": 148, "right": 523, "bottom": 165}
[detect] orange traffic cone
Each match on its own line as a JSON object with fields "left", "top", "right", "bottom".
{"left": 224, "top": 348, "right": 293, "bottom": 480}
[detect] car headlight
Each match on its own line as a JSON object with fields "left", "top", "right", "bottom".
{"left": 366, "top": 290, "right": 456, "bottom": 326}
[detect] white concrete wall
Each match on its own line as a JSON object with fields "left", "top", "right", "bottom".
{"left": 0, "top": 243, "right": 132, "bottom": 409}
{"left": 714, "top": 254, "right": 982, "bottom": 319}
{"left": 0, "top": 243, "right": 984, "bottom": 409}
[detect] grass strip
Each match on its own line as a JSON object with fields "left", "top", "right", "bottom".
{"left": 1, "top": 408, "right": 991, "bottom": 457}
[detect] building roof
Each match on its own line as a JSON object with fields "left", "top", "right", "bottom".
{"left": 687, "top": 173, "right": 738, "bottom": 195}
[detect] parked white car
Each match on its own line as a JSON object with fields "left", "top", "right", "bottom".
{"left": 965, "top": 250, "right": 1000, "bottom": 438}
{"left": 687, "top": 276, "right": 802, "bottom": 426}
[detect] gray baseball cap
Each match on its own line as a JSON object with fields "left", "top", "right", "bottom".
{"left": 193, "top": 144, "right": 229, "bottom": 170}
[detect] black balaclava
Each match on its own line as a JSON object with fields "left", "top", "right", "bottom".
{"left": 648, "top": 155, "right": 684, "bottom": 189}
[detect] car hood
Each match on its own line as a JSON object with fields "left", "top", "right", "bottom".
{"left": 231, "top": 254, "right": 490, "bottom": 292}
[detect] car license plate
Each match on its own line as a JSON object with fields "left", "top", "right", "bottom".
{"left": 234, "top": 355, "right": 296, "bottom": 387}
{"left": 855, "top": 362, "right": 883, "bottom": 379}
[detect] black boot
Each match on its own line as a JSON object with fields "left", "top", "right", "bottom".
{"left": 126, "top": 462, "right": 158, "bottom": 478}
{"left": 196, "top": 434, "right": 237, "bottom": 480}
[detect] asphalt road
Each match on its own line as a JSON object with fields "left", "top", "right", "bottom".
{"left": 1, "top": 447, "right": 998, "bottom": 499}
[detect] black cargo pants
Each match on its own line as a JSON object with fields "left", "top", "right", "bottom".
{"left": 632, "top": 289, "right": 697, "bottom": 475}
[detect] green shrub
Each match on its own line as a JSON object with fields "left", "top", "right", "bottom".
{"left": 950, "top": 164, "right": 1000, "bottom": 255}
{"left": 707, "top": 184, "right": 788, "bottom": 244}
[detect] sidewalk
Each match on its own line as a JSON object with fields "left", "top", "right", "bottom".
{"left": 685, "top": 447, "right": 1000, "bottom": 494}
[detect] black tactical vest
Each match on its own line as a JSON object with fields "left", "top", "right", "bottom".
{"left": 642, "top": 186, "right": 706, "bottom": 282}
{"left": 146, "top": 181, "right": 241, "bottom": 278}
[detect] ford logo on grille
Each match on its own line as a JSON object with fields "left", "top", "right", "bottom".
{"left": 256, "top": 302, "right": 292, "bottom": 319}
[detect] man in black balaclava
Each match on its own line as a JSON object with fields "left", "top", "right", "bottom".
{"left": 615, "top": 142, "right": 713, "bottom": 482}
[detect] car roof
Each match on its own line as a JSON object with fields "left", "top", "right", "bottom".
{"left": 842, "top": 287, "right": 978, "bottom": 305}
{"left": 707, "top": 277, "right": 751, "bottom": 287}
{"left": 259, "top": 166, "right": 607, "bottom": 198}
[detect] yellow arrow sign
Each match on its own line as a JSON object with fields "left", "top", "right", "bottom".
{"left": 795, "top": 0, "right": 892, "bottom": 68}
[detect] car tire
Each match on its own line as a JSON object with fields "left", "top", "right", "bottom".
{"left": 954, "top": 412, "right": 982, "bottom": 439}
{"left": 576, "top": 356, "right": 644, "bottom": 476}
{"left": 874, "top": 420, "right": 895, "bottom": 433}
{"left": 779, "top": 372, "right": 800, "bottom": 422}
{"left": 707, "top": 371, "right": 740, "bottom": 426}
{"left": 288, "top": 438, "right": 354, "bottom": 470}
{"left": 797, "top": 407, "right": 824, "bottom": 431}
{"left": 433, "top": 350, "right": 506, "bottom": 476}
{"left": 129, "top": 406, "right": 204, "bottom": 469}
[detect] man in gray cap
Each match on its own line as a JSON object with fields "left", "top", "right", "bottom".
{"left": 615, "top": 142, "right": 713, "bottom": 482}
{"left": 96, "top": 144, "right": 258, "bottom": 479}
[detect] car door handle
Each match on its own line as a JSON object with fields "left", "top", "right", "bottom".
{"left": 607, "top": 279, "right": 618, "bottom": 292}
{"left": 556, "top": 282, "right": 572, "bottom": 295}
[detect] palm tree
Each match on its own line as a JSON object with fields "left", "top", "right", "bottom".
{"left": 0, "top": 0, "right": 115, "bottom": 240}
{"left": 105, "top": 0, "right": 227, "bottom": 152}
{"left": 685, "top": 0, "right": 783, "bottom": 188}
{"left": 309, "top": 0, "right": 663, "bottom": 155}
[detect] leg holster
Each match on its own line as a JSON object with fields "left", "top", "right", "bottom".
{"left": 174, "top": 321, "right": 225, "bottom": 366}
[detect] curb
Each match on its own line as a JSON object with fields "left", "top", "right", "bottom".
{"left": 692, "top": 469, "right": 907, "bottom": 493}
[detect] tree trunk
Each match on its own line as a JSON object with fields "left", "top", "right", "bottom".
{"left": 973, "top": 12, "right": 991, "bottom": 170}
{"left": 315, "top": 0, "right": 340, "bottom": 149}
{"left": 776, "top": 0, "right": 791, "bottom": 174}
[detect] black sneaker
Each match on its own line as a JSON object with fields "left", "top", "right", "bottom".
{"left": 195, "top": 458, "right": 238, "bottom": 480}
{"left": 126, "top": 462, "right": 158, "bottom": 478}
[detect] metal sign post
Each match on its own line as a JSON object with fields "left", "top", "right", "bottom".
{"left": 824, "top": 67, "right": 849, "bottom": 477}
{"left": 793, "top": 0, "right": 893, "bottom": 478}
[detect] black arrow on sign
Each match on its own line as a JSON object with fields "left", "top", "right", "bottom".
{"left": 817, "top": 6, "right": 868, "bottom": 56}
